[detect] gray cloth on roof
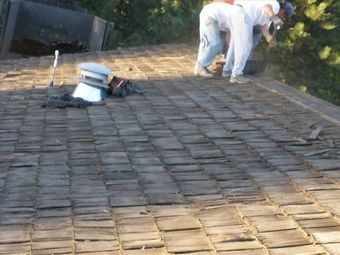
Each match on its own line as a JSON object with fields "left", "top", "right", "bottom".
{"left": 42, "top": 93, "right": 93, "bottom": 108}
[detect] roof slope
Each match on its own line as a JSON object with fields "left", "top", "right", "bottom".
{"left": 0, "top": 44, "right": 340, "bottom": 254}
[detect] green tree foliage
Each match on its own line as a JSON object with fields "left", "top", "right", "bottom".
{"left": 76, "top": 0, "right": 201, "bottom": 47}
{"left": 272, "top": 0, "right": 340, "bottom": 105}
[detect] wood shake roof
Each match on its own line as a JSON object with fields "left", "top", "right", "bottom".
{"left": 0, "top": 44, "right": 339, "bottom": 254}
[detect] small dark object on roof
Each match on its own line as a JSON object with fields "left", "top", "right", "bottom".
{"left": 243, "top": 59, "right": 268, "bottom": 75}
{"left": 107, "top": 76, "right": 143, "bottom": 97}
{"left": 42, "top": 93, "right": 93, "bottom": 108}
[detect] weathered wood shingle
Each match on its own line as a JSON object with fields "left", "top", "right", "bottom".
{"left": 0, "top": 44, "right": 339, "bottom": 254}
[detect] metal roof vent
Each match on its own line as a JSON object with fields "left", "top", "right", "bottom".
{"left": 72, "top": 63, "right": 112, "bottom": 102}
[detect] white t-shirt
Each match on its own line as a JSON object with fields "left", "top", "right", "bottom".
{"left": 201, "top": 3, "right": 243, "bottom": 31}
{"left": 234, "top": 0, "right": 280, "bottom": 27}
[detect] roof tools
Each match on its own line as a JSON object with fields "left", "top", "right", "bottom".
{"left": 47, "top": 50, "right": 59, "bottom": 88}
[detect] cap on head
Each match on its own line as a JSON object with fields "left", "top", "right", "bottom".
{"left": 284, "top": 2, "right": 294, "bottom": 18}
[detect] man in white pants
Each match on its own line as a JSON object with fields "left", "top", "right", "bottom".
{"left": 223, "top": 0, "right": 293, "bottom": 78}
{"left": 194, "top": 2, "right": 252, "bottom": 83}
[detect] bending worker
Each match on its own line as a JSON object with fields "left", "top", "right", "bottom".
{"left": 223, "top": 0, "right": 294, "bottom": 77}
{"left": 194, "top": 2, "right": 252, "bottom": 84}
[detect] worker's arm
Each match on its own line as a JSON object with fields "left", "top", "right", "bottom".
{"left": 261, "top": 25, "right": 271, "bottom": 42}
{"left": 261, "top": 25, "right": 276, "bottom": 47}
{"left": 263, "top": 4, "right": 284, "bottom": 29}
{"left": 263, "top": 4, "right": 275, "bottom": 17}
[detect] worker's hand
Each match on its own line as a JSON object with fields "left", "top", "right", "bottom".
{"left": 265, "top": 35, "right": 277, "bottom": 47}
{"left": 270, "top": 15, "right": 284, "bottom": 30}
{"left": 269, "top": 39, "right": 277, "bottom": 48}
{"left": 265, "top": 34, "right": 273, "bottom": 43}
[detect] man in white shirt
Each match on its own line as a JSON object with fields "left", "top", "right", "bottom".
{"left": 194, "top": 2, "right": 252, "bottom": 83}
{"left": 223, "top": 0, "right": 294, "bottom": 79}
{"left": 251, "top": 1, "right": 294, "bottom": 54}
